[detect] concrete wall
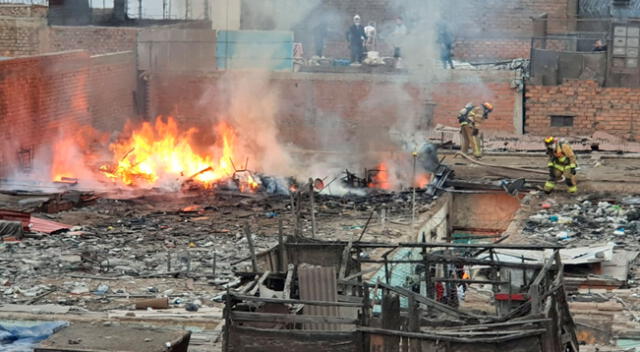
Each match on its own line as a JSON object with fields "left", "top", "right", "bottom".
{"left": 451, "top": 193, "right": 522, "bottom": 233}
{"left": 525, "top": 80, "right": 640, "bottom": 141}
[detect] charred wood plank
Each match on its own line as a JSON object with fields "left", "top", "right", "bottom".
{"left": 231, "top": 311, "right": 358, "bottom": 325}
{"left": 229, "top": 293, "right": 364, "bottom": 307}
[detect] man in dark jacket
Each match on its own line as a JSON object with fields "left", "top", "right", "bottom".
{"left": 346, "top": 14, "right": 366, "bottom": 63}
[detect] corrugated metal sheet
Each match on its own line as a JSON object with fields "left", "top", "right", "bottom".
{"left": 30, "top": 217, "right": 71, "bottom": 234}
{"left": 0, "top": 209, "right": 30, "bottom": 230}
{"left": 216, "top": 30, "right": 293, "bottom": 71}
{"left": 297, "top": 264, "right": 339, "bottom": 331}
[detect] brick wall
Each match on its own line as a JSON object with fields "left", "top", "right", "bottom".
{"left": 286, "top": 0, "right": 573, "bottom": 61}
{"left": 0, "top": 50, "right": 138, "bottom": 176}
{"left": 0, "top": 51, "right": 91, "bottom": 173}
{"left": 147, "top": 70, "right": 519, "bottom": 152}
{"left": 48, "top": 25, "right": 139, "bottom": 56}
{"left": 0, "top": 5, "right": 48, "bottom": 57}
{"left": 147, "top": 72, "right": 428, "bottom": 151}
{"left": 452, "top": 39, "right": 531, "bottom": 61}
{"left": 89, "top": 51, "right": 137, "bottom": 132}
{"left": 431, "top": 71, "right": 519, "bottom": 133}
{"left": 526, "top": 80, "right": 640, "bottom": 141}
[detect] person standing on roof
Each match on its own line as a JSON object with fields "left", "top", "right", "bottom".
{"left": 544, "top": 137, "right": 578, "bottom": 194}
{"left": 346, "top": 14, "right": 366, "bottom": 64}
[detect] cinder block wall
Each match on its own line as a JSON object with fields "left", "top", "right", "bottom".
{"left": 526, "top": 80, "right": 640, "bottom": 141}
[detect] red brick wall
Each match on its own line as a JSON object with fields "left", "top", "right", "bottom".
{"left": 431, "top": 73, "right": 518, "bottom": 133}
{"left": 147, "top": 72, "right": 428, "bottom": 150}
{"left": 289, "top": 0, "right": 573, "bottom": 61}
{"left": 0, "top": 50, "right": 139, "bottom": 176}
{"left": 48, "top": 26, "right": 139, "bottom": 56}
{"left": 90, "top": 51, "right": 137, "bottom": 132}
{"left": 148, "top": 71, "right": 520, "bottom": 151}
{"left": 452, "top": 39, "right": 531, "bottom": 61}
{"left": 0, "top": 51, "right": 91, "bottom": 173}
{"left": 526, "top": 80, "right": 640, "bottom": 141}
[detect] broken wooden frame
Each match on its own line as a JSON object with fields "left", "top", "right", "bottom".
{"left": 225, "top": 240, "right": 578, "bottom": 352}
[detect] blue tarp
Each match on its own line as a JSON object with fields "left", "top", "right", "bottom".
{"left": 0, "top": 320, "right": 68, "bottom": 352}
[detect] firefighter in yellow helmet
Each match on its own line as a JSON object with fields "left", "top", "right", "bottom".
{"left": 544, "top": 136, "right": 578, "bottom": 194}
{"left": 457, "top": 102, "right": 493, "bottom": 158}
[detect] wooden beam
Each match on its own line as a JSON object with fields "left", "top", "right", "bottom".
{"left": 230, "top": 311, "right": 357, "bottom": 325}
{"left": 229, "top": 293, "right": 364, "bottom": 308}
{"left": 283, "top": 264, "right": 294, "bottom": 300}
{"left": 248, "top": 271, "right": 270, "bottom": 296}
{"left": 358, "top": 327, "right": 547, "bottom": 344}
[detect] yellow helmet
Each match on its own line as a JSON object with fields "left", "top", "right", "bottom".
{"left": 544, "top": 136, "right": 555, "bottom": 144}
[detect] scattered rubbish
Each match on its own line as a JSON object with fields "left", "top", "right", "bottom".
{"left": 185, "top": 303, "right": 199, "bottom": 312}
{"left": 0, "top": 320, "right": 68, "bottom": 349}
{"left": 94, "top": 284, "right": 109, "bottom": 295}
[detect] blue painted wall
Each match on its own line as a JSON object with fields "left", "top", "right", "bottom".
{"left": 216, "top": 30, "right": 294, "bottom": 71}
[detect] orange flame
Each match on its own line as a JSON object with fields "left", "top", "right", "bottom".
{"left": 369, "top": 163, "right": 391, "bottom": 190}
{"left": 98, "top": 117, "right": 238, "bottom": 188}
{"left": 416, "top": 173, "right": 431, "bottom": 188}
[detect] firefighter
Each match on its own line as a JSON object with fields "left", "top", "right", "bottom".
{"left": 544, "top": 136, "right": 578, "bottom": 194}
{"left": 458, "top": 102, "right": 492, "bottom": 158}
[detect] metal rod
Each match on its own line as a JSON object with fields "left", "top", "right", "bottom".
{"left": 308, "top": 178, "right": 316, "bottom": 238}
{"left": 411, "top": 152, "right": 417, "bottom": 226}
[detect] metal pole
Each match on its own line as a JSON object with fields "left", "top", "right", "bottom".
{"left": 162, "top": 0, "right": 167, "bottom": 19}
{"left": 309, "top": 178, "right": 317, "bottom": 238}
{"left": 411, "top": 152, "right": 417, "bottom": 227}
{"left": 138, "top": 0, "right": 142, "bottom": 19}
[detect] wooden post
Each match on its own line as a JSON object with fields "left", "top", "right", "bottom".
{"left": 244, "top": 223, "right": 258, "bottom": 273}
{"left": 309, "top": 178, "right": 317, "bottom": 238}
{"left": 278, "top": 219, "right": 286, "bottom": 272}
{"left": 295, "top": 191, "right": 302, "bottom": 237}
{"left": 283, "top": 264, "right": 294, "bottom": 300}
{"left": 408, "top": 295, "right": 421, "bottom": 352}
{"left": 382, "top": 293, "right": 401, "bottom": 352}
{"left": 383, "top": 253, "right": 390, "bottom": 285}
{"left": 223, "top": 288, "right": 231, "bottom": 352}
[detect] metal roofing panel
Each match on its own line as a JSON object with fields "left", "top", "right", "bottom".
{"left": 0, "top": 209, "right": 30, "bottom": 230}
{"left": 30, "top": 217, "right": 71, "bottom": 234}
{"left": 298, "top": 264, "right": 339, "bottom": 331}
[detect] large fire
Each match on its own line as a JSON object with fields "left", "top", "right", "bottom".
{"left": 51, "top": 117, "right": 257, "bottom": 190}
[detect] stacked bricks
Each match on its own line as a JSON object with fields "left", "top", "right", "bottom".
{"left": 526, "top": 80, "right": 640, "bottom": 141}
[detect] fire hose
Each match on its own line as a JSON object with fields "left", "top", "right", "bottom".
{"left": 455, "top": 152, "right": 548, "bottom": 175}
